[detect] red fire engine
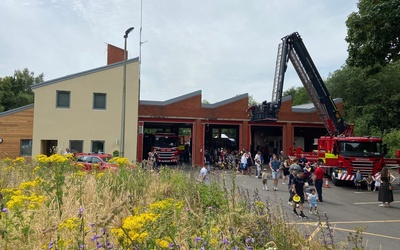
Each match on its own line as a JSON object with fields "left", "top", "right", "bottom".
{"left": 251, "top": 32, "right": 399, "bottom": 185}
{"left": 143, "top": 133, "right": 180, "bottom": 163}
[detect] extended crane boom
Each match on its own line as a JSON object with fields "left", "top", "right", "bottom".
{"left": 250, "top": 32, "right": 354, "bottom": 136}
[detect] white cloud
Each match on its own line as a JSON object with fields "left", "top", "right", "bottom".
{"left": 0, "top": 0, "right": 358, "bottom": 104}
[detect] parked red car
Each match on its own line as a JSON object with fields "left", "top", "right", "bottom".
{"left": 74, "top": 153, "right": 117, "bottom": 170}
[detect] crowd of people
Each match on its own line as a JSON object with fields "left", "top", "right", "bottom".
{"left": 144, "top": 145, "right": 397, "bottom": 214}
{"left": 199, "top": 147, "right": 398, "bottom": 217}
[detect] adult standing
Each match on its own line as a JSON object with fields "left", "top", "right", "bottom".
{"left": 246, "top": 151, "right": 253, "bottom": 175}
{"left": 282, "top": 157, "right": 291, "bottom": 185}
{"left": 269, "top": 154, "right": 281, "bottom": 191}
{"left": 254, "top": 151, "right": 262, "bottom": 178}
{"left": 313, "top": 161, "right": 324, "bottom": 202}
{"left": 279, "top": 150, "right": 286, "bottom": 182}
{"left": 298, "top": 154, "right": 308, "bottom": 168}
{"left": 292, "top": 169, "right": 308, "bottom": 218}
{"left": 289, "top": 158, "right": 301, "bottom": 174}
{"left": 240, "top": 151, "right": 248, "bottom": 175}
{"left": 376, "top": 166, "right": 396, "bottom": 207}
{"left": 153, "top": 148, "right": 160, "bottom": 171}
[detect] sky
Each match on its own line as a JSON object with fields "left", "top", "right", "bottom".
{"left": 0, "top": 0, "right": 359, "bottom": 104}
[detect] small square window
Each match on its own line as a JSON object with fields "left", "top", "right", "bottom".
{"left": 93, "top": 93, "right": 106, "bottom": 110}
{"left": 92, "top": 140, "right": 105, "bottom": 153}
{"left": 70, "top": 140, "right": 83, "bottom": 153}
{"left": 57, "top": 91, "right": 70, "bottom": 108}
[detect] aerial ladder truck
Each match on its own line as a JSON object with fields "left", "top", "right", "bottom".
{"left": 250, "top": 32, "right": 399, "bottom": 186}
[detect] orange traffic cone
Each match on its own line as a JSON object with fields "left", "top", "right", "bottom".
{"left": 324, "top": 178, "right": 330, "bottom": 188}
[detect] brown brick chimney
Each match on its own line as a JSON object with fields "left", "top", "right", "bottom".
{"left": 107, "top": 44, "right": 127, "bottom": 65}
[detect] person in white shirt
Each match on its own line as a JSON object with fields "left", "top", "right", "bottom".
{"left": 199, "top": 165, "right": 209, "bottom": 183}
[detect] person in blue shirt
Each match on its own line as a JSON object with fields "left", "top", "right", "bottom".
{"left": 269, "top": 154, "right": 281, "bottom": 191}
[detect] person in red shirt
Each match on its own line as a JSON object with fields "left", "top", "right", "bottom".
{"left": 313, "top": 160, "right": 325, "bottom": 202}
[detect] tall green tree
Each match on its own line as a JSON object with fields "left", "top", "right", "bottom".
{"left": 346, "top": 0, "right": 400, "bottom": 68}
{"left": 326, "top": 61, "right": 400, "bottom": 135}
{"left": 283, "top": 86, "right": 310, "bottom": 105}
{"left": 0, "top": 68, "right": 43, "bottom": 112}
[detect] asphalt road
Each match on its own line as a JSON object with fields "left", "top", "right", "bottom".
{"left": 209, "top": 170, "right": 400, "bottom": 250}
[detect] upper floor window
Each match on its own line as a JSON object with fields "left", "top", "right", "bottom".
{"left": 57, "top": 91, "right": 70, "bottom": 108}
{"left": 93, "top": 93, "right": 106, "bottom": 110}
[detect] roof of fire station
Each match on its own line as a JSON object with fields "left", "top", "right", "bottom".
{"left": 0, "top": 91, "right": 343, "bottom": 120}
{"left": 140, "top": 90, "right": 343, "bottom": 113}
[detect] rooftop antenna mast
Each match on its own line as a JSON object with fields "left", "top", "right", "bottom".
{"left": 138, "top": 0, "right": 143, "bottom": 103}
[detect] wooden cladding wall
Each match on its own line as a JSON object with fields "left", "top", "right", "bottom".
{"left": 0, "top": 107, "right": 34, "bottom": 158}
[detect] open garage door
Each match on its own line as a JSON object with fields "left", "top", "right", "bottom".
{"left": 141, "top": 121, "right": 192, "bottom": 164}
{"left": 251, "top": 125, "right": 283, "bottom": 162}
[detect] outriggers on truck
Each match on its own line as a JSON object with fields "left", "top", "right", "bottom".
{"left": 250, "top": 32, "right": 398, "bottom": 186}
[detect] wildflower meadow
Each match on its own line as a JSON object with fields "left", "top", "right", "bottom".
{"left": 0, "top": 154, "right": 361, "bottom": 249}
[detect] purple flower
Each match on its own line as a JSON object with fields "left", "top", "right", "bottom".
{"left": 91, "top": 235, "right": 100, "bottom": 242}
{"left": 47, "top": 241, "right": 54, "bottom": 249}
{"left": 222, "top": 238, "right": 229, "bottom": 244}
{"left": 101, "top": 227, "right": 106, "bottom": 235}
{"left": 2, "top": 208, "right": 8, "bottom": 214}
{"left": 168, "top": 243, "right": 174, "bottom": 249}
{"left": 245, "top": 237, "right": 251, "bottom": 243}
{"left": 194, "top": 236, "right": 201, "bottom": 242}
{"left": 96, "top": 241, "right": 103, "bottom": 249}
{"left": 79, "top": 207, "right": 84, "bottom": 214}
{"left": 246, "top": 246, "right": 252, "bottom": 250}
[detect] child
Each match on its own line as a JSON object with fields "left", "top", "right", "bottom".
{"left": 261, "top": 168, "right": 269, "bottom": 191}
{"left": 307, "top": 188, "right": 318, "bottom": 215}
{"left": 354, "top": 170, "right": 362, "bottom": 191}
{"left": 366, "top": 174, "right": 373, "bottom": 191}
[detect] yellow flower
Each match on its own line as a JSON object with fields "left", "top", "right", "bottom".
{"left": 13, "top": 157, "right": 25, "bottom": 164}
{"left": 149, "top": 198, "right": 174, "bottom": 212}
{"left": 18, "top": 180, "right": 38, "bottom": 190}
{"left": 96, "top": 172, "right": 105, "bottom": 179}
{"left": 58, "top": 218, "right": 80, "bottom": 230}
{"left": 73, "top": 170, "right": 87, "bottom": 178}
{"left": 155, "top": 238, "right": 170, "bottom": 248}
{"left": 210, "top": 238, "right": 219, "bottom": 246}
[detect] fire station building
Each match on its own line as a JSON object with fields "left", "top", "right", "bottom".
{"left": 0, "top": 44, "right": 343, "bottom": 165}
{"left": 137, "top": 90, "right": 343, "bottom": 166}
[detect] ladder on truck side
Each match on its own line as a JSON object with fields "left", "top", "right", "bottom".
{"left": 286, "top": 39, "right": 333, "bottom": 135}
{"left": 286, "top": 32, "right": 351, "bottom": 136}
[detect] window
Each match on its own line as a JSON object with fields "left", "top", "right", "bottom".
{"left": 57, "top": 91, "right": 70, "bottom": 108}
{"left": 70, "top": 140, "right": 83, "bottom": 153}
{"left": 93, "top": 93, "right": 106, "bottom": 110}
{"left": 20, "top": 139, "right": 32, "bottom": 156}
{"left": 91, "top": 140, "right": 105, "bottom": 153}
